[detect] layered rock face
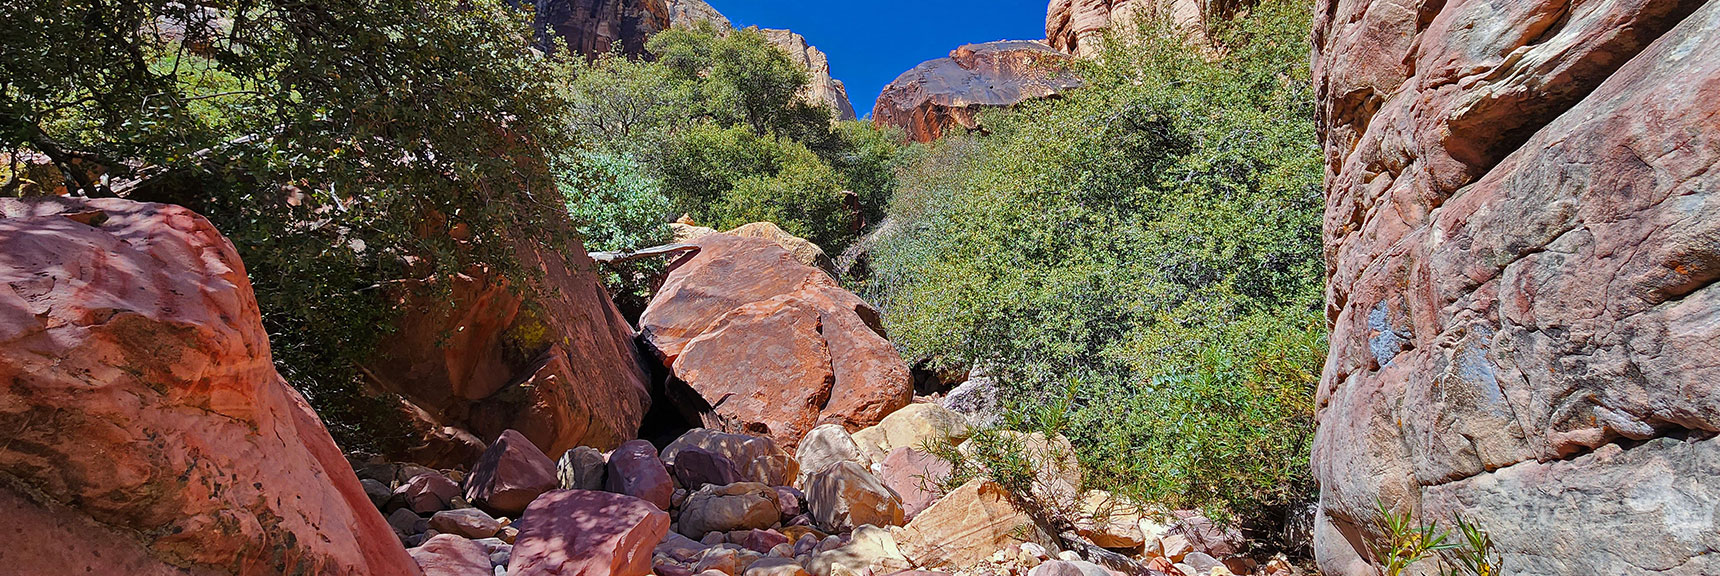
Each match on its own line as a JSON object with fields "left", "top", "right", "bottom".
{"left": 873, "top": 41, "right": 1082, "bottom": 143}
{"left": 1046, "top": 0, "right": 1226, "bottom": 56}
{"left": 638, "top": 233, "right": 912, "bottom": 449}
{"left": 364, "top": 226, "right": 651, "bottom": 468}
{"left": 760, "top": 28, "right": 860, "bottom": 122}
{"left": 526, "top": 0, "right": 669, "bottom": 57}
{"left": 0, "top": 197, "right": 418, "bottom": 575}
{"left": 1311, "top": 0, "right": 1720, "bottom": 573}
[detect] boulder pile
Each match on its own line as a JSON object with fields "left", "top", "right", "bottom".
{"left": 369, "top": 400, "right": 1287, "bottom": 576}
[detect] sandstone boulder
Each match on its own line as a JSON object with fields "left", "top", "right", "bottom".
{"left": 1074, "top": 491, "right": 1145, "bottom": 550}
{"left": 0, "top": 197, "right": 418, "bottom": 575}
{"left": 466, "top": 429, "right": 559, "bottom": 517}
{"left": 557, "top": 445, "right": 608, "bottom": 491}
{"left": 606, "top": 439, "right": 675, "bottom": 510}
{"left": 508, "top": 490, "right": 670, "bottom": 576}
{"left": 398, "top": 472, "right": 464, "bottom": 515}
{"left": 640, "top": 235, "right": 911, "bottom": 449}
{"left": 796, "top": 424, "right": 872, "bottom": 488}
{"left": 727, "top": 221, "right": 839, "bottom": 274}
{"left": 851, "top": 403, "right": 971, "bottom": 465}
{"left": 663, "top": 429, "right": 800, "bottom": 487}
{"left": 411, "top": 534, "right": 494, "bottom": 576}
{"left": 430, "top": 508, "right": 503, "bottom": 540}
{"left": 362, "top": 213, "right": 651, "bottom": 468}
{"left": 895, "top": 479, "right": 1057, "bottom": 569}
{"left": 805, "top": 461, "right": 905, "bottom": 533}
{"left": 1311, "top": 0, "right": 1720, "bottom": 573}
{"left": 878, "top": 447, "right": 952, "bottom": 521}
{"left": 806, "top": 525, "right": 911, "bottom": 576}
{"left": 673, "top": 446, "right": 744, "bottom": 489}
{"left": 678, "top": 482, "right": 782, "bottom": 538}
{"left": 873, "top": 41, "right": 1081, "bottom": 143}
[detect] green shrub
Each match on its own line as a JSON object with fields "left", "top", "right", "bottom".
{"left": 562, "top": 151, "right": 673, "bottom": 314}
{"left": 864, "top": 0, "right": 1324, "bottom": 535}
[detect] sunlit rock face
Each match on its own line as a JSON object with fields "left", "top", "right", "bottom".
{"left": 1310, "top": 0, "right": 1720, "bottom": 573}
{"left": 872, "top": 41, "right": 1081, "bottom": 143}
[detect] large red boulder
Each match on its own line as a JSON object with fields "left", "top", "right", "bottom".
{"left": 639, "top": 234, "right": 912, "bottom": 449}
{"left": 508, "top": 490, "right": 671, "bottom": 576}
{"left": 362, "top": 215, "right": 652, "bottom": 468}
{"left": 465, "top": 429, "right": 560, "bottom": 517}
{"left": 1312, "top": 0, "right": 1720, "bottom": 573}
{"left": 872, "top": 41, "right": 1081, "bottom": 143}
{"left": 0, "top": 197, "right": 419, "bottom": 575}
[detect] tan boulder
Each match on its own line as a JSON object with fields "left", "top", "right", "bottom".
{"left": 678, "top": 482, "right": 783, "bottom": 538}
{"left": 807, "top": 525, "right": 911, "bottom": 576}
{"left": 806, "top": 461, "right": 906, "bottom": 533}
{"left": 0, "top": 197, "right": 419, "bottom": 575}
{"left": 895, "top": 479, "right": 1057, "bottom": 570}
{"left": 851, "top": 403, "right": 971, "bottom": 465}
{"left": 727, "top": 221, "right": 837, "bottom": 274}
{"left": 796, "top": 424, "right": 872, "bottom": 488}
{"left": 1073, "top": 491, "right": 1145, "bottom": 549}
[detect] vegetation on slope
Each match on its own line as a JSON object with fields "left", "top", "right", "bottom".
{"left": 863, "top": 0, "right": 1325, "bottom": 537}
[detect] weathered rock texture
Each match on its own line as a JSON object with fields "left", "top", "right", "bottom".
{"left": 0, "top": 197, "right": 418, "bottom": 575}
{"left": 760, "top": 28, "right": 860, "bottom": 122}
{"left": 525, "top": 0, "right": 669, "bottom": 56}
{"left": 667, "top": 0, "right": 728, "bottom": 29}
{"left": 1045, "top": 0, "right": 1233, "bottom": 56}
{"left": 873, "top": 41, "right": 1082, "bottom": 143}
{"left": 639, "top": 234, "right": 912, "bottom": 449}
{"left": 1311, "top": 0, "right": 1720, "bottom": 573}
{"left": 363, "top": 219, "right": 651, "bottom": 468}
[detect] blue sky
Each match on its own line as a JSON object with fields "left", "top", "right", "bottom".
{"left": 707, "top": 0, "right": 1053, "bottom": 119}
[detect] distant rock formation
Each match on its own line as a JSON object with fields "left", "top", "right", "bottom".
{"left": 524, "top": 0, "right": 670, "bottom": 56}
{"left": 1312, "top": 0, "right": 1719, "bottom": 573}
{"left": 1045, "top": 0, "right": 1235, "bottom": 56}
{"left": 760, "top": 28, "right": 860, "bottom": 122}
{"left": 872, "top": 41, "right": 1082, "bottom": 142}
{"left": 667, "top": 0, "right": 727, "bottom": 29}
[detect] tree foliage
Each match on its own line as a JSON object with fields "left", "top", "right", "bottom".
{"left": 864, "top": 0, "right": 1324, "bottom": 537}
{"left": 2, "top": 0, "right": 576, "bottom": 451}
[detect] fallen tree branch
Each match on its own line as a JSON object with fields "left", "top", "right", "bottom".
{"left": 588, "top": 243, "right": 699, "bottom": 264}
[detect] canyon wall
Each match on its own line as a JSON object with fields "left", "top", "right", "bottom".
{"left": 1311, "top": 0, "right": 1719, "bottom": 573}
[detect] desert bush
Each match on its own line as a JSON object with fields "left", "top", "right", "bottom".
{"left": 864, "top": 0, "right": 1323, "bottom": 535}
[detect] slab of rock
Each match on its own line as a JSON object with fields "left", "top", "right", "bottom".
{"left": 939, "top": 375, "right": 1000, "bottom": 428}
{"left": 466, "top": 429, "right": 559, "bottom": 517}
{"left": 895, "top": 479, "right": 1057, "bottom": 569}
{"left": 606, "top": 439, "right": 675, "bottom": 510}
{"left": 1028, "top": 560, "right": 1114, "bottom": 576}
{"left": 1074, "top": 491, "right": 1145, "bottom": 550}
{"left": 431, "top": 508, "right": 503, "bottom": 539}
{"left": 661, "top": 429, "right": 798, "bottom": 487}
{"left": 412, "top": 534, "right": 495, "bottom": 576}
{"left": 736, "top": 529, "right": 791, "bottom": 555}
{"left": 362, "top": 211, "right": 651, "bottom": 468}
{"left": 1311, "top": 0, "right": 1720, "bottom": 573}
{"left": 878, "top": 447, "right": 952, "bottom": 521}
{"left": 673, "top": 447, "right": 744, "bottom": 489}
{"left": 872, "top": 41, "right": 1082, "bottom": 142}
{"left": 678, "top": 483, "right": 782, "bottom": 538}
{"left": 728, "top": 221, "right": 839, "bottom": 276}
{"left": 0, "top": 197, "right": 418, "bottom": 575}
{"left": 805, "top": 461, "right": 905, "bottom": 533}
{"left": 851, "top": 403, "right": 971, "bottom": 465}
{"left": 806, "top": 525, "right": 911, "bottom": 576}
{"left": 508, "top": 490, "right": 670, "bottom": 576}
{"left": 398, "top": 472, "right": 464, "bottom": 515}
{"left": 742, "top": 557, "right": 811, "bottom": 576}
{"left": 639, "top": 235, "right": 911, "bottom": 449}
{"left": 557, "top": 445, "right": 608, "bottom": 491}
{"left": 796, "top": 424, "right": 872, "bottom": 487}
